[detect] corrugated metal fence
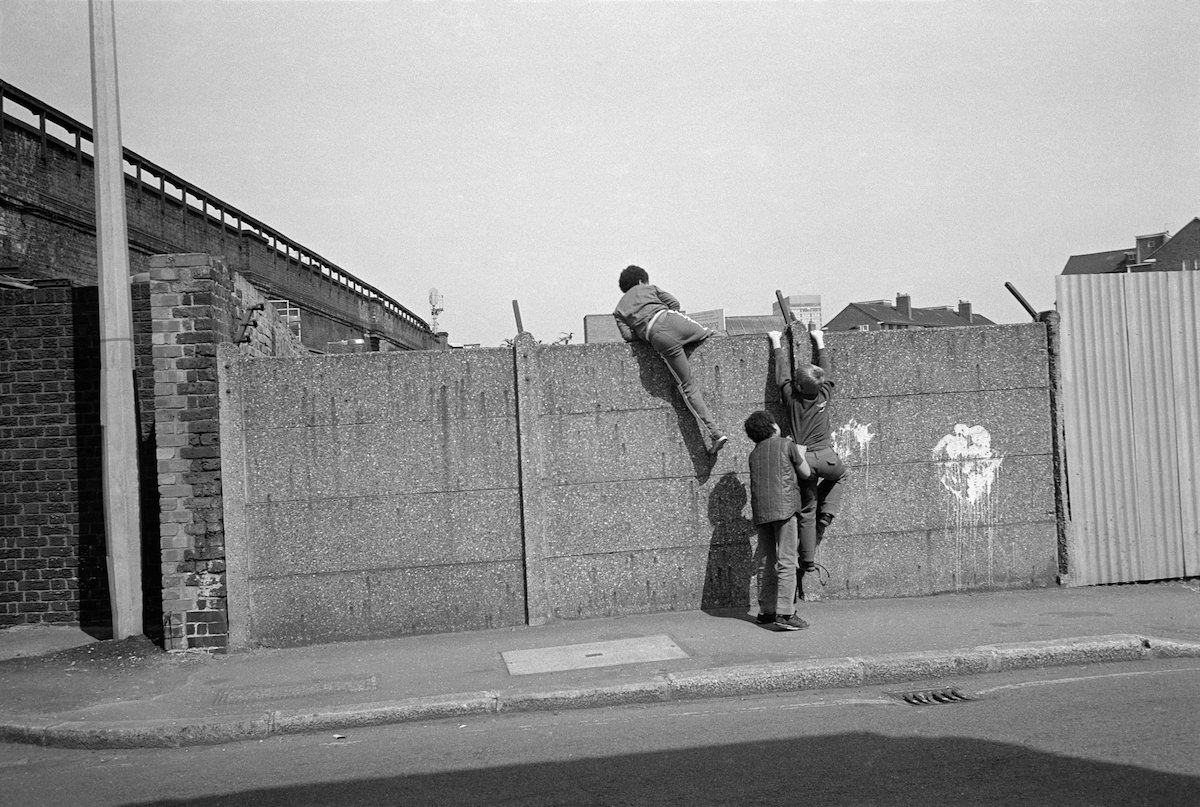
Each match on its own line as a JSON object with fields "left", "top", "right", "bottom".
{"left": 1057, "top": 271, "right": 1200, "bottom": 585}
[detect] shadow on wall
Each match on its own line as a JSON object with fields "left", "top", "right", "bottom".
{"left": 631, "top": 341, "right": 718, "bottom": 482}
{"left": 71, "top": 289, "right": 111, "bottom": 639}
{"left": 701, "top": 471, "right": 755, "bottom": 612}
{"left": 70, "top": 288, "right": 163, "bottom": 642}
{"left": 125, "top": 732, "right": 1200, "bottom": 807}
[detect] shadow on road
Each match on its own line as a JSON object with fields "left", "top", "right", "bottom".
{"left": 124, "top": 730, "right": 1200, "bottom": 807}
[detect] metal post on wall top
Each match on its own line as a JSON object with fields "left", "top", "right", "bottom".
{"left": 512, "top": 300, "right": 526, "bottom": 335}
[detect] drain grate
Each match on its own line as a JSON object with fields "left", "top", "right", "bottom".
{"left": 889, "top": 686, "right": 978, "bottom": 706}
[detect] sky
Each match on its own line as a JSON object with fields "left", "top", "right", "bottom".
{"left": 2, "top": 0, "right": 1197, "bottom": 347}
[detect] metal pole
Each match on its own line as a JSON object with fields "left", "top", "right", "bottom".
{"left": 774, "top": 289, "right": 795, "bottom": 326}
{"left": 90, "top": 0, "right": 143, "bottom": 639}
{"left": 512, "top": 300, "right": 525, "bottom": 334}
{"left": 1004, "top": 282, "right": 1040, "bottom": 321}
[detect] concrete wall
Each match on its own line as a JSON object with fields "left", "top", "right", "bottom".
{"left": 221, "top": 347, "right": 526, "bottom": 648}
{"left": 222, "top": 323, "right": 1059, "bottom": 648}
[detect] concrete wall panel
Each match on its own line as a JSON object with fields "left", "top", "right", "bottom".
{"left": 818, "top": 523, "right": 1058, "bottom": 600}
{"left": 248, "top": 561, "right": 526, "bottom": 646}
{"left": 247, "top": 489, "right": 522, "bottom": 576}
{"left": 544, "top": 544, "right": 753, "bottom": 620}
{"left": 830, "top": 325, "right": 1049, "bottom": 398}
{"left": 241, "top": 349, "right": 514, "bottom": 430}
{"left": 243, "top": 418, "right": 518, "bottom": 501}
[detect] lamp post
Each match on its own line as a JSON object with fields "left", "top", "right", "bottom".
{"left": 90, "top": 0, "right": 143, "bottom": 639}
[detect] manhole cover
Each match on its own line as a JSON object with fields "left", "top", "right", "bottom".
{"left": 502, "top": 635, "right": 688, "bottom": 675}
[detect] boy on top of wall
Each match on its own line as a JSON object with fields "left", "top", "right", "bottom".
{"left": 613, "top": 265, "right": 727, "bottom": 454}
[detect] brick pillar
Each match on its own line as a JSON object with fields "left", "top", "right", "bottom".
{"left": 148, "top": 253, "right": 233, "bottom": 651}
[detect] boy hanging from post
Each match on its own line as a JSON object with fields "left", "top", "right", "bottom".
{"left": 768, "top": 292, "right": 850, "bottom": 599}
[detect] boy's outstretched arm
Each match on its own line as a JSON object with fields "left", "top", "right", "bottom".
{"left": 614, "top": 315, "right": 635, "bottom": 342}
{"left": 810, "top": 328, "right": 828, "bottom": 371}
{"left": 768, "top": 330, "right": 792, "bottom": 391}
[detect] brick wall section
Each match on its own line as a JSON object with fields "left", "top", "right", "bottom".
{"left": 0, "top": 284, "right": 89, "bottom": 627}
{"left": 146, "top": 253, "right": 304, "bottom": 651}
{"left": 0, "top": 283, "right": 153, "bottom": 630}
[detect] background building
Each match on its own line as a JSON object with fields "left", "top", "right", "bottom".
{"left": 1061, "top": 218, "right": 1200, "bottom": 275}
{"left": 824, "top": 294, "right": 992, "bottom": 331}
{"left": 583, "top": 293, "right": 819, "bottom": 343}
{"left": 773, "top": 293, "right": 822, "bottom": 330}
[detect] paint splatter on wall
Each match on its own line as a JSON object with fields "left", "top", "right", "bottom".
{"left": 932, "top": 424, "right": 1004, "bottom": 588}
{"left": 832, "top": 419, "right": 876, "bottom": 484}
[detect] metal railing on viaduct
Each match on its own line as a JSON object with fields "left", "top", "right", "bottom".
{"left": 0, "top": 80, "right": 437, "bottom": 352}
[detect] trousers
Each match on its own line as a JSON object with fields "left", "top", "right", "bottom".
{"left": 756, "top": 514, "right": 799, "bottom": 616}
{"left": 647, "top": 310, "right": 723, "bottom": 441}
{"left": 798, "top": 446, "right": 849, "bottom": 561}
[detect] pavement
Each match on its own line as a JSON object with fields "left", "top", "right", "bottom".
{"left": 2, "top": 581, "right": 1199, "bottom": 750}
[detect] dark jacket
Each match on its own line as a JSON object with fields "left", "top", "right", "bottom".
{"left": 775, "top": 346, "right": 834, "bottom": 451}
{"left": 748, "top": 435, "right": 811, "bottom": 525}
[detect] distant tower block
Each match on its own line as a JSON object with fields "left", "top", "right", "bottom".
{"left": 429, "top": 288, "right": 444, "bottom": 332}
{"left": 772, "top": 294, "right": 822, "bottom": 330}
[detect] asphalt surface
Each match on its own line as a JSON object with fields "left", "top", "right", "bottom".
{"left": 2, "top": 581, "right": 1198, "bottom": 749}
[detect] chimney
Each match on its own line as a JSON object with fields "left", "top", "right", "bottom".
{"left": 896, "top": 293, "right": 911, "bottom": 319}
{"left": 958, "top": 300, "right": 973, "bottom": 324}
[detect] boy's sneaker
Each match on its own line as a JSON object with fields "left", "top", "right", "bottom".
{"left": 774, "top": 613, "right": 809, "bottom": 631}
{"left": 709, "top": 435, "right": 728, "bottom": 455}
{"left": 755, "top": 612, "right": 776, "bottom": 624}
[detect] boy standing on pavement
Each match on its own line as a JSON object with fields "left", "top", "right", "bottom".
{"left": 744, "top": 410, "right": 812, "bottom": 631}
{"left": 768, "top": 328, "right": 850, "bottom": 577}
{"left": 613, "top": 265, "right": 728, "bottom": 454}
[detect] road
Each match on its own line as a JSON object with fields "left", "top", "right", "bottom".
{"left": 3, "top": 658, "right": 1198, "bottom": 807}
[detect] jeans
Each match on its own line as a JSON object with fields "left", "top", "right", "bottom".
{"left": 756, "top": 514, "right": 799, "bottom": 616}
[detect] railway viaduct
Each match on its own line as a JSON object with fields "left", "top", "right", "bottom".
{"left": 0, "top": 80, "right": 440, "bottom": 352}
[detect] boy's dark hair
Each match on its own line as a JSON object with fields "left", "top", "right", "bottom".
{"left": 618, "top": 265, "right": 650, "bottom": 293}
{"left": 743, "top": 410, "right": 777, "bottom": 443}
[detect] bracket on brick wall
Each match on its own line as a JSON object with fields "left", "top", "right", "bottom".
{"left": 235, "top": 303, "right": 265, "bottom": 344}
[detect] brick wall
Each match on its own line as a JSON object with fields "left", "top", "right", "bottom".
{"left": 0, "top": 282, "right": 157, "bottom": 632}
{"left": 145, "top": 253, "right": 305, "bottom": 651}
{"left": 1, "top": 251, "right": 302, "bottom": 648}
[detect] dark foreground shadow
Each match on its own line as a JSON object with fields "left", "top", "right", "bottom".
{"left": 124, "top": 730, "right": 1200, "bottom": 807}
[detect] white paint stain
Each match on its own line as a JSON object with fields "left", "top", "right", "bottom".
{"left": 932, "top": 424, "right": 1004, "bottom": 589}
{"left": 933, "top": 424, "right": 1003, "bottom": 504}
{"left": 832, "top": 419, "right": 876, "bottom": 460}
{"left": 832, "top": 419, "right": 876, "bottom": 485}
